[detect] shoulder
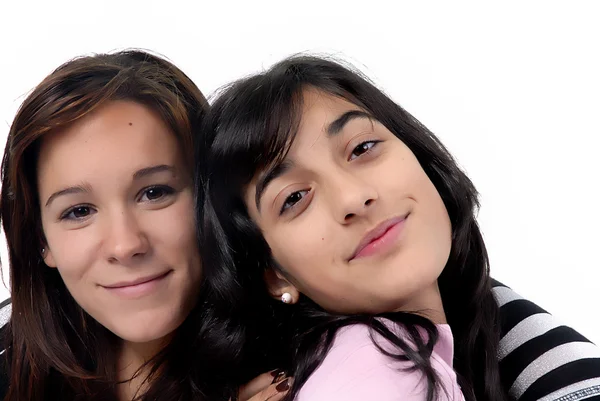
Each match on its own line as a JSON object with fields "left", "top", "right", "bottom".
{"left": 0, "top": 298, "right": 11, "bottom": 360}
{"left": 0, "top": 298, "right": 10, "bottom": 397}
{"left": 492, "top": 280, "right": 600, "bottom": 401}
{"left": 296, "top": 323, "right": 463, "bottom": 401}
{"left": 0, "top": 298, "right": 11, "bottom": 330}
{"left": 0, "top": 298, "right": 11, "bottom": 356}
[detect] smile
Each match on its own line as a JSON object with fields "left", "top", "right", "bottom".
{"left": 349, "top": 214, "right": 409, "bottom": 261}
{"left": 102, "top": 270, "right": 172, "bottom": 299}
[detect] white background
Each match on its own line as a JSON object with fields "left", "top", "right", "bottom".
{"left": 1, "top": 1, "right": 599, "bottom": 342}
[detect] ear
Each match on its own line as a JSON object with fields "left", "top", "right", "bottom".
{"left": 264, "top": 268, "right": 300, "bottom": 304}
{"left": 42, "top": 246, "right": 57, "bottom": 268}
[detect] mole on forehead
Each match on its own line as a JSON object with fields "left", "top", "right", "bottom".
{"left": 129, "top": 122, "right": 133, "bottom": 126}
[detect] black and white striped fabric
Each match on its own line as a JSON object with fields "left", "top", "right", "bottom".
{"left": 0, "top": 282, "right": 599, "bottom": 400}
{"left": 0, "top": 298, "right": 10, "bottom": 398}
{"left": 493, "top": 280, "right": 600, "bottom": 401}
{"left": 0, "top": 298, "right": 10, "bottom": 332}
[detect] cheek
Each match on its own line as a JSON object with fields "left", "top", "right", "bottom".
{"left": 266, "top": 220, "right": 337, "bottom": 287}
{"left": 156, "top": 206, "right": 196, "bottom": 248}
{"left": 415, "top": 174, "right": 453, "bottom": 261}
{"left": 152, "top": 195, "right": 202, "bottom": 273}
{"left": 268, "top": 233, "right": 313, "bottom": 273}
{"left": 420, "top": 173, "right": 451, "bottom": 230}
{"left": 377, "top": 152, "right": 416, "bottom": 190}
{"left": 389, "top": 156, "right": 452, "bottom": 262}
{"left": 45, "top": 226, "right": 98, "bottom": 281}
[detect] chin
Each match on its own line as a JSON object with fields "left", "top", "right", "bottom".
{"left": 113, "top": 324, "right": 177, "bottom": 344}
{"left": 103, "top": 311, "right": 185, "bottom": 344}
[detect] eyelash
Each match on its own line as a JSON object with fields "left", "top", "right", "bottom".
{"left": 59, "top": 185, "right": 176, "bottom": 222}
{"left": 137, "top": 185, "right": 176, "bottom": 203}
{"left": 277, "top": 140, "right": 381, "bottom": 215}
{"left": 59, "top": 204, "right": 96, "bottom": 222}
{"left": 280, "top": 189, "right": 310, "bottom": 215}
{"left": 349, "top": 139, "right": 382, "bottom": 160}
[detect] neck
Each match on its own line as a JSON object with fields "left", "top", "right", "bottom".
{"left": 116, "top": 337, "right": 168, "bottom": 400}
{"left": 394, "top": 281, "right": 447, "bottom": 324}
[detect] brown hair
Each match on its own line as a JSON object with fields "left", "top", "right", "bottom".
{"left": 0, "top": 50, "right": 219, "bottom": 400}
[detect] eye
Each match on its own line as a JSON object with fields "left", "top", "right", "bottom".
{"left": 280, "top": 189, "right": 310, "bottom": 214}
{"left": 60, "top": 205, "right": 96, "bottom": 221}
{"left": 349, "top": 140, "right": 381, "bottom": 161}
{"left": 139, "top": 186, "right": 175, "bottom": 202}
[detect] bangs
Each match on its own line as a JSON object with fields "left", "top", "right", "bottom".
{"left": 208, "top": 75, "right": 306, "bottom": 193}
{"left": 208, "top": 86, "right": 367, "bottom": 201}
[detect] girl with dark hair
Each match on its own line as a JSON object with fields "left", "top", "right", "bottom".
{"left": 3, "top": 49, "right": 598, "bottom": 401}
{"left": 201, "top": 55, "right": 510, "bottom": 401}
{"left": 0, "top": 50, "right": 288, "bottom": 401}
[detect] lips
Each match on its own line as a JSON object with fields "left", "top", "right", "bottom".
{"left": 349, "top": 214, "right": 409, "bottom": 261}
{"left": 103, "top": 270, "right": 171, "bottom": 289}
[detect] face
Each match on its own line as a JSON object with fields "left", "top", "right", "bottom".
{"left": 245, "top": 89, "right": 452, "bottom": 315}
{"left": 38, "top": 100, "right": 202, "bottom": 344}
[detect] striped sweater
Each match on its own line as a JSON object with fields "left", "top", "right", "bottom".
{"left": 493, "top": 280, "right": 600, "bottom": 401}
{"left": 0, "top": 282, "right": 599, "bottom": 400}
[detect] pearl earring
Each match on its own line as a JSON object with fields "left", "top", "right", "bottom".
{"left": 281, "top": 292, "right": 293, "bottom": 304}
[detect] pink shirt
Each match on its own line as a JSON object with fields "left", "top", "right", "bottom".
{"left": 296, "top": 323, "right": 464, "bottom": 401}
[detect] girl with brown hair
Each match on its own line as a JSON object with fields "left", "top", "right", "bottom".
{"left": 0, "top": 50, "right": 287, "bottom": 401}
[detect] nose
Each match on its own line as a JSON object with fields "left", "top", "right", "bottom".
{"left": 328, "top": 170, "right": 378, "bottom": 224}
{"left": 104, "top": 209, "right": 149, "bottom": 264}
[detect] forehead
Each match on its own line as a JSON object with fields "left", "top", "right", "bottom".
{"left": 37, "top": 101, "right": 183, "bottom": 185}
{"left": 246, "top": 90, "right": 367, "bottom": 201}
{"left": 287, "top": 89, "right": 367, "bottom": 152}
{"left": 299, "top": 89, "right": 360, "bottom": 129}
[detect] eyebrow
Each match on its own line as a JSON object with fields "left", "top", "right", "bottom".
{"left": 252, "top": 111, "right": 374, "bottom": 213}
{"left": 132, "top": 164, "right": 176, "bottom": 180}
{"left": 44, "top": 165, "right": 176, "bottom": 207}
{"left": 255, "top": 160, "right": 293, "bottom": 213}
{"left": 45, "top": 184, "right": 92, "bottom": 207}
{"left": 326, "top": 110, "right": 374, "bottom": 136}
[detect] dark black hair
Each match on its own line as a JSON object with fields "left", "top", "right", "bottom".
{"left": 199, "top": 55, "right": 509, "bottom": 401}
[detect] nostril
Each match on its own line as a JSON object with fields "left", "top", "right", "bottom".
{"left": 345, "top": 213, "right": 355, "bottom": 220}
{"left": 364, "top": 199, "right": 373, "bottom": 206}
